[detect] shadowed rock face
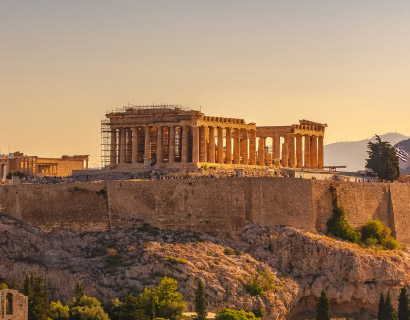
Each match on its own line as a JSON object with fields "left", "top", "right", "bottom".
{"left": 1, "top": 215, "right": 409, "bottom": 319}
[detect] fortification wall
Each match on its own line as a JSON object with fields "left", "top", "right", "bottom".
{"left": 0, "top": 179, "right": 409, "bottom": 243}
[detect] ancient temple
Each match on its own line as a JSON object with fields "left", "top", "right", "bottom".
{"left": 103, "top": 105, "right": 327, "bottom": 172}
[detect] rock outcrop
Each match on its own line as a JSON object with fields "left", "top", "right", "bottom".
{"left": 0, "top": 214, "right": 409, "bottom": 319}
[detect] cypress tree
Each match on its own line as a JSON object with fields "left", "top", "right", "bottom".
{"left": 316, "top": 290, "right": 331, "bottom": 320}
{"left": 398, "top": 287, "right": 410, "bottom": 320}
{"left": 29, "top": 275, "right": 50, "bottom": 320}
{"left": 378, "top": 293, "right": 385, "bottom": 320}
{"left": 195, "top": 279, "right": 208, "bottom": 320}
{"left": 23, "top": 274, "right": 31, "bottom": 297}
{"left": 384, "top": 291, "right": 397, "bottom": 320}
{"left": 75, "top": 281, "right": 85, "bottom": 300}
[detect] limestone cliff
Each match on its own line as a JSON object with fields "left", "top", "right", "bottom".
{"left": 0, "top": 214, "right": 409, "bottom": 319}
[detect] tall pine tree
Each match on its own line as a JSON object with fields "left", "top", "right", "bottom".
{"left": 195, "top": 279, "right": 207, "bottom": 320}
{"left": 378, "top": 293, "right": 385, "bottom": 320}
{"left": 316, "top": 290, "right": 331, "bottom": 320}
{"left": 28, "top": 275, "right": 50, "bottom": 320}
{"left": 398, "top": 287, "right": 410, "bottom": 320}
{"left": 384, "top": 291, "right": 397, "bottom": 320}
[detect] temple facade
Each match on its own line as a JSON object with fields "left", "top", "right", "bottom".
{"left": 104, "top": 105, "right": 327, "bottom": 172}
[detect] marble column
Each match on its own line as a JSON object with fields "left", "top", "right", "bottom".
{"left": 288, "top": 134, "right": 295, "bottom": 168}
{"left": 110, "top": 129, "right": 117, "bottom": 165}
{"left": 144, "top": 126, "right": 151, "bottom": 162}
{"left": 304, "top": 135, "right": 310, "bottom": 168}
{"left": 233, "top": 128, "right": 240, "bottom": 164}
{"left": 282, "top": 136, "right": 289, "bottom": 167}
{"left": 296, "top": 134, "right": 303, "bottom": 168}
{"left": 132, "top": 127, "right": 138, "bottom": 163}
{"left": 318, "top": 136, "right": 324, "bottom": 168}
{"left": 217, "top": 127, "right": 224, "bottom": 164}
{"left": 169, "top": 126, "right": 175, "bottom": 163}
{"left": 226, "top": 128, "right": 232, "bottom": 164}
{"left": 120, "top": 128, "right": 127, "bottom": 164}
{"left": 249, "top": 130, "right": 256, "bottom": 165}
{"left": 310, "top": 136, "right": 318, "bottom": 168}
{"left": 199, "top": 126, "right": 206, "bottom": 162}
{"left": 208, "top": 126, "right": 215, "bottom": 163}
{"left": 258, "top": 138, "right": 265, "bottom": 166}
{"left": 181, "top": 125, "right": 188, "bottom": 163}
{"left": 126, "top": 129, "right": 132, "bottom": 163}
{"left": 241, "top": 129, "right": 248, "bottom": 165}
{"left": 157, "top": 126, "right": 163, "bottom": 164}
{"left": 192, "top": 126, "right": 199, "bottom": 163}
{"left": 273, "top": 134, "right": 281, "bottom": 166}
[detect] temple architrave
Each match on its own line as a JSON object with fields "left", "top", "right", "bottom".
{"left": 103, "top": 105, "right": 327, "bottom": 173}
{"left": 0, "top": 152, "right": 89, "bottom": 180}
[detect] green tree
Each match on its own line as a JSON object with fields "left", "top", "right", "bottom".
{"left": 116, "top": 276, "right": 186, "bottom": 320}
{"left": 316, "top": 291, "right": 331, "bottom": 320}
{"left": 195, "top": 279, "right": 207, "bottom": 320}
{"left": 366, "top": 135, "right": 400, "bottom": 181}
{"left": 23, "top": 274, "right": 31, "bottom": 296}
{"left": 384, "top": 292, "right": 397, "bottom": 320}
{"left": 49, "top": 301, "right": 70, "bottom": 320}
{"left": 215, "top": 309, "right": 259, "bottom": 320}
{"left": 378, "top": 293, "right": 385, "bottom": 320}
{"left": 106, "top": 298, "right": 121, "bottom": 320}
{"left": 0, "top": 283, "right": 8, "bottom": 290}
{"left": 75, "top": 281, "right": 85, "bottom": 300}
{"left": 27, "top": 275, "right": 51, "bottom": 320}
{"left": 326, "top": 194, "right": 361, "bottom": 244}
{"left": 398, "top": 287, "right": 410, "bottom": 320}
{"left": 69, "top": 295, "right": 110, "bottom": 320}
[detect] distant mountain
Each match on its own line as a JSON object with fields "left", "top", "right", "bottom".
{"left": 324, "top": 133, "right": 410, "bottom": 172}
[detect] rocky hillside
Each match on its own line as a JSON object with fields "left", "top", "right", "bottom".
{"left": 1, "top": 214, "right": 410, "bottom": 319}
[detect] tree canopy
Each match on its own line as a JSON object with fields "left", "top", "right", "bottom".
{"left": 366, "top": 135, "right": 400, "bottom": 181}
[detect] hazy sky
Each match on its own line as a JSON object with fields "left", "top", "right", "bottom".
{"left": 1, "top": 1, "right": 410, "bottom": 166}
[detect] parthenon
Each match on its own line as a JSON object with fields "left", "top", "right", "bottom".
{"left": 103, "top": 105, "right": 327, "bottom": 172}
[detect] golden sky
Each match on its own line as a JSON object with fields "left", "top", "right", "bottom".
{"left": 1, "top": 1, "right": 410, "bottom": 167}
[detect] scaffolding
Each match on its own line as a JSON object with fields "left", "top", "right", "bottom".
{"left": 101, "top": 119, "right": 111, "bottom": 168}
{"left": 105, "top": 103, "right": 191, "bottom": 116}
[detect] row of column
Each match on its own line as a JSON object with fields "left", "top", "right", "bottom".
{"left": 20, "top": 157, "right": 37, "bottom": 176}
{"left": 110, "top": 126, "right": 323, "bottom": 168}
{"left": 110, "top": 125, "right": 196, "bottom": 165}
{"left": 258, "top": 134, "right": 324, "bottom": 169}
{"left": 38, "top": 164, "right": 58, "bottom": 174}
{"left": 198, "top": 127, "right": 257, "bottom": 165}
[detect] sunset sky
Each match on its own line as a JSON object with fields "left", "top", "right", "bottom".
{"left": 1, "top": 1, "right": 410, "bottom": 167}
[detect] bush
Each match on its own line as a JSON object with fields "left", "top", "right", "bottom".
{"left": 167, "top": 256, "right": 187, "bottom": 265}
{"left": 49, "top": 300, "right": 69, "bottom": 320}
{"left": 244, "top": 270, "right": 277, "bottom": 296}
{"left": 361, "top": 220, "right": 401, "bottom": 250}
{"left": 327, "top": 186, "right": 361, "bottom": 244}
{"left": 0, "top": 283, "right": 8, "bottom": 290}
{"left": 69, "top": 295, "right": 110, "bottom": 320}
{"left": 215, "top": 309, "right": 260, "bottom": 320}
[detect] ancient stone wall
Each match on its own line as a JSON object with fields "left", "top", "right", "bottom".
{"left": 0, "top": 290, "right": 28, "bottom": 320}
{"left": 1, "top": 179, "right": 410, "bottom": 243}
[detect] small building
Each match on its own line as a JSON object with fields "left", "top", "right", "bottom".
{"left": 0, "top": 151, "right": 89, "bottom": 180}
{"left": 0, "top": 289, "right": 28, "bottom": 320}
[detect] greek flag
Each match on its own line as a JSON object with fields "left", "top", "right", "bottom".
{"left": 395, "top": 145, "right": 409, "bottom": 162}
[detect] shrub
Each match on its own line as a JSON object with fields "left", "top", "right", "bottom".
{"left": 327, "top": 186, "right": 361, "bottom": 244}
{"left": 0, "top": 283, "right": 8, "bottom": 290}
{"left": 215, "top": 309, "right": 259, "bottom": 320}
{"left": 244, "top": 270, "right": 277, "bottom": 296}
{"left": 49, "top": 300, "right": 69, "bottom": 320}
{"left": 167, "top": 256, "right": 187, "bottom": 265}
{"left": 361, "top": 220, "right": 401, "bottom": 250}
